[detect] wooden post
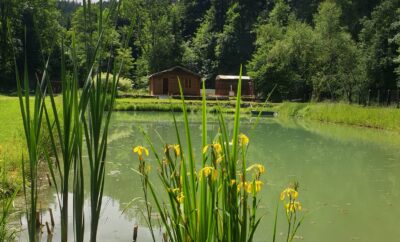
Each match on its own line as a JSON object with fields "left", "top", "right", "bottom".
{"left": 36, "top": 211, "right": 41, "bottom": 230}
{"left": 133, "top": 225, "right": 138, "bottom": 242}
{"left": 46, "top": 173, "right": 52, "bottom": 187}
{"left": 49, "top": 208, "right": 55, "bottom": 227}
{"left": 386, "top": 89, "right": 391, "bottom": 106}
{"left": 45, "top": 222, "right": 52, "bottom": 235}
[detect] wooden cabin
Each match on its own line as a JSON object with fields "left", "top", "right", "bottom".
{"left": 148, "top": 66, "right": 201, "bottom": 96}
{"left": 215, "top": 75, "right": 254, "bottom": 96}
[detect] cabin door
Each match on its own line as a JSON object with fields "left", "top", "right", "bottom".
{"left": 163, "top": 78, "right": 168, "bottom": 95}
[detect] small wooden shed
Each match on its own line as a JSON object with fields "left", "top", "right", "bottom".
{"left": 215, "top": 75, "right": 254, "bottom": 96}
{"left": 148, "top": 66, "right": 201, "bottom": 96}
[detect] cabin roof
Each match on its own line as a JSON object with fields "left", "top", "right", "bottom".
{"left": 149, "top": 66, "right": 201, "bottom": 78}
{"left": 216, "top": 75, "right": 252, "bottom": 80}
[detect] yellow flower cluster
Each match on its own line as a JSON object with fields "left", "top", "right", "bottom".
{"left": 280, "top": 188, "right": 298, "bottom": 200}
{"left": 165, "top": 144, "right": 180, "bottom": 156}
{"left": 285, "top": 201, "right": 302, "bottom": 213}
{"left": 203, "top": 142, "right": 222, "bottom": 154}
{"left": 203, "top": 142, "right": 224, "bottom": 163}
{"left": 236, "top": 180, "right": 263, "bottom": 193}
{"left": 280, "top": 187, "right": 302, "bottom": 214}
{"left": 199, "top": 166, "right": 218, "bottom": 181}
{"left": 133, "top": 145, "right": 149, "bottom": 160}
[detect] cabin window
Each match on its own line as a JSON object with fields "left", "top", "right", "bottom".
{"left": 185, "top": 79, "right": 192, "bottom": 88}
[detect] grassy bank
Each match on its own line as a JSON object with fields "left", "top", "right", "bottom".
{"left": 114, "top": 97, "right": 270, "bottom": 113}
{"left": 273, "top": 102, "right": 400, "bottom": 132}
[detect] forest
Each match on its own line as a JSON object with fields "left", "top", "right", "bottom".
{"left": 0, "top": 0, "right": 399, "bottom": 101}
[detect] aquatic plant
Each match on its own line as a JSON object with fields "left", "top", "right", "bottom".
{"left": 280, "top": 183, "right": 304, "bottom": 242}
{"left": 133, "top": 67, "right": 303, "bottom": 241}
{"left": 14, "top": 33, "right": 47, "bottom": 241}
{"left": 15, "top": 0, "right": 123, "bottom": 241}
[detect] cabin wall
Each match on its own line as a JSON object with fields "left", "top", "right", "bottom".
{"left": 149, "top": 71, "right": 201, "bottom": 96}
{"left": 215, "top": 80, "right": 254, "bottom": 96}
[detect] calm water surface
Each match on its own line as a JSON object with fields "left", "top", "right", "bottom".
{"left": 21, "top": 111, "right": 400, "bottom": 241}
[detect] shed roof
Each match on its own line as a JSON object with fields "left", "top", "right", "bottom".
{"left": 216, "top": 75, "right": 252, "bottom": 80}
{"left": 149, "top": 66, "right": 201, "bottom": 78}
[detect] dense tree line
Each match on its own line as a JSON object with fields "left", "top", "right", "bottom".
{"left": 0, "top": 0, "right": 399, "bottom": 101}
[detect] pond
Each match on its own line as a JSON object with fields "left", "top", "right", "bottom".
{"left": 19, "top": 111, "right": 400, "bottom": 241}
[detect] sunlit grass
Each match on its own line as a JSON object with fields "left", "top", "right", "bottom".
{"left": 274, "top": 102, "right": 400, "bottom": 132}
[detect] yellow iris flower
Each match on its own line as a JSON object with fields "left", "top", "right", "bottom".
{"left": 215, "top": 156, "right": 224, "bottom": 164}
{"left": 173, "top": 145, "right": 180, "bottom": 156}
{"left": 199, "top": 166, "right": 218, "bottom": 181}
{"left": 177, "top": 192, "right": 185, "bottom": 203}
{"left": 246, "top": 164, "right": 266, "bottom": 174}
{"left": 280, "top": 188, "right": 299, "bottom": 201}
{"left": 203, "top": 142, "right": 223, "bottom": 154}
{"left": 254, "top": 181, "right": 263, "bottom": 193}
{"left": 164, "top": 144, "right": 180, "bottom": 156}
{"left": 237, "top": 182, "right": 250, "bottom": 192}
{"left": 133, "top": 145, "right": 149, "bottom": 160}
{"left": 285, "top": 201, "right": 302, "bottom": 213}
{"left": 238, "top": 133, "right": 249, "bottom": 146}
{"left": 213, "top": 143, "right": 222, "bottom": 154}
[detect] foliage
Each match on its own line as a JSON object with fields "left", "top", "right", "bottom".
{"left": 1, "top": 0, "right": 399, "bottom": 100}
{"left": 391, "top": 8, "right": 400, "bottom": 84}
{"left": 312, "top": 1, "right": 366, "bottom": 101}
{"left": 96, "top": 73, "right": 132, "bottom": 92}
{"left": 115, "top": 47, "right": 134, "bottom": 78}
{"left": 121, "top": 0, "right": 183, "bottom": 78}
{"left": 133, "top": 71, "right": 303, "bottom": 241}
{"left": 359, "top": 0, "right": 400, "bottom": 89}
{"left": 69, "top": 4, "right": 120, "bottom": 73}
{"left": 248, "top": 1, "right": 367, "bottom": 102}
{"left": 0, "top": 0, "right": 62, "bottom": 89}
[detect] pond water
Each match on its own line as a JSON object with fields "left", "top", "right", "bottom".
{"left": 19, "top": 111, "right": 400, "bottom": 241}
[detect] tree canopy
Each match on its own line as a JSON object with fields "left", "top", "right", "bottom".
{"left": 1, "top": 0, "right": 399, "bottom": 101}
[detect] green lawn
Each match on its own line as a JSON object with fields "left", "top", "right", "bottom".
{"left": 0, "top": 95, "right": 25, "bottom": 188}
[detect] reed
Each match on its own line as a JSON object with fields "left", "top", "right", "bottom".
{"left": 15, "top": 0, "right": 123, "bottom": 241}
{"left": 44, "top": 1, "right": 123, "bottom": 241}
{"left": 14, "top": 28, "right": 47, "bottom": 241}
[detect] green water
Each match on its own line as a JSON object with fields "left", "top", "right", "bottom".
{"left": 24, "top": 111, "right": 400, "bottom": 241}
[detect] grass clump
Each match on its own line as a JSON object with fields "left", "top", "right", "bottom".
{"left": 274, "top": 102, "right": 400, "bottom": 132}
{"left": 0, "top": 146, "right": 19, "bottom": 241}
